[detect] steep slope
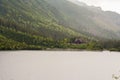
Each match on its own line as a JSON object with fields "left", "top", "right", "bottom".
{"left": 1, "top": 0, "right": 120, "bottom": 40}
{"left": 0, "top": 0, "right": 93, "bottom": 50}
{"left": 45, "top": 0, "right": 120, "bottom": 40}
{"left": 0, "top": 0, "right": 82, "bottom": 40}
{"left": 0, "top": 0, "right": 120, "bottom": 50}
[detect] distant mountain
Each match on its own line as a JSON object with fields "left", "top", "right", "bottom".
{"left": 67, "top": 0, "right": 87, "bottom": 6}
{"left": 45, "top": 0, "right": 120, "bottom": 40}
{"left": 0, "top": 0, "right": 120, "bottom": 50}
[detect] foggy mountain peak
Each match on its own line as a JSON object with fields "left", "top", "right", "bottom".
{"left": 67, "top": 0, "right": 87, "bottom": 6}
{"left": 67, "top": 0, "right": 102, "bottom": 11}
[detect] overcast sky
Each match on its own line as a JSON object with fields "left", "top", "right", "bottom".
{"left": 78, "top": 0, "right": 120, "bottom": 14}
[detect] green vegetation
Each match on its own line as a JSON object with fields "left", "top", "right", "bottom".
{"left": 0, "top": 0, "right": 120, "bottom": 51}
{"left": 0, "top": 17, "right": 89, "bottom": 50}
{"left": 46, "top": 0, "right": 120, "bottom": 40}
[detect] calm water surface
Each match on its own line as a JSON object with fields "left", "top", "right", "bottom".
{"left": 0, "top": 51, "right": 120, "bottom": 80}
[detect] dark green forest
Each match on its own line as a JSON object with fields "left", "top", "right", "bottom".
{"left": 0, "top": 0, "right": 120, "bottom": 51}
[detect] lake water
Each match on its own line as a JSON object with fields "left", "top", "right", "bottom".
{"left": 0, "top": 51, "right": 120, "bottom": 80}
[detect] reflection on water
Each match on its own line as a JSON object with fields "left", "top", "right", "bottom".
{"left": 0, "top": 51, "right": 120, "bottom": 80}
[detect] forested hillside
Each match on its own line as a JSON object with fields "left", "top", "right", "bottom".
{"left": 0, "top": 0, "right": 90, "bottom": 50}
{"left": 46, "top": 0, "right": 120, "bottom": 40}
{"left": 0, "top": 0, "right": 82, "bottom": 39}
{"left": 0, "top": 0, "right": 120, "bottom": 51}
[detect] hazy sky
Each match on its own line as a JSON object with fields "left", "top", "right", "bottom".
{"left": 78, "top": 0, "right": 120, "bottom": 14}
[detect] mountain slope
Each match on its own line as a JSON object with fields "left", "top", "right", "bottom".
{"left": 45, "top": 0, "right": 120, "bottom": 40}
{"left": 0, "top": 0, "right": 92, "bottom": 50}
{"left": 0, "top": 0, "right": 82, "bottom": 40}
{"left": 1, "top": 0, "right": 120, "bottom": 40}
{"left": 0, "top": 0, "right": 120, "bottom": 50}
